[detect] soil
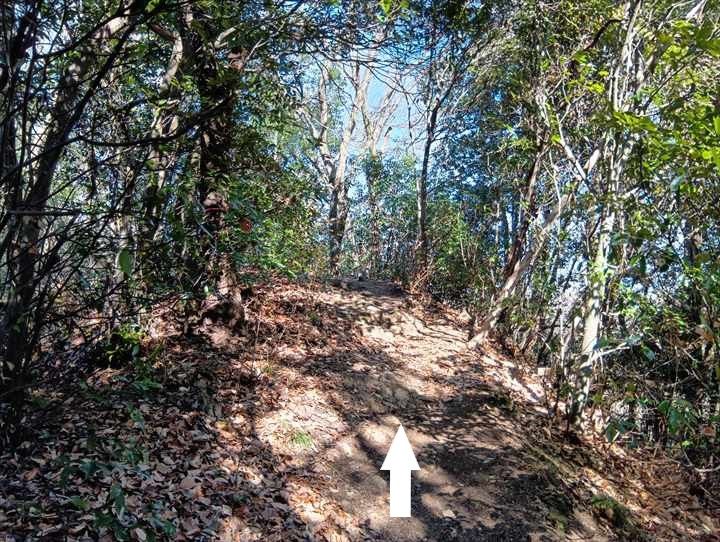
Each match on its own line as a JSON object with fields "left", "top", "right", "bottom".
{"left": 1, "top": 278, "right": 717, "bottom": 541}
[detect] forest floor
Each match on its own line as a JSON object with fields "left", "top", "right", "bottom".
{"left": 1, "top": 278, "right": 719, "bottom": 541}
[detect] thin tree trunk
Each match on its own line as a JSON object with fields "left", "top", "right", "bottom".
{"left": 1, "top": 5, "right": 142, "bottom": 444}
{"left": 567, "top": 0, "right": 646, "bottom": 425}
{"left": 328, "top": 180, "right": 350, "bottom": 273}
{"left": 567, "top": 204, "right": 616, "bottom": 423}
{"left": 142, "top": 27, "right": 184, "bottom": 242}
{"left": 179, "top": 2, "right": 239, "bottom": 299}
{"left": 0, "top": 0, "right": 23, "bottom": 439}
{"left": 414, "top": 102, "right": 438, "bottom": 280}
{"left": 469, "top": 191, "right": 573, "bottom": 348}
{"left": 312, "top": 63, "right": 370, "bottom": 275}
{"left": 469, "top": 144, "right": 546, "bottom": 342}
{"left": 361, "top": 86, "right": 396, "bottom": 277}
{"left": 366, "top": 152, "right": 382, "bottom": 275}
{"left": 503, "top": 145, "right": 546, "bottom": 280}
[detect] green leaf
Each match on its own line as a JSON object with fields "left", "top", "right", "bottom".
{"left": 159, "top": 518, "right": 176, "bottom": 537}
{"left": 109, "top": 483, "right": 126, "bottom": 519}
{"left": 696, "top": 21, "right": 713, "bottom": 42}
{"left": 698, "top": 38, "right": 720, "bottom": 57}
{"left": 93, "top": 511, "right": 115, "bottom": 529}
{"left": 79, "top": 460, "right": 100, "bottom": 479}
{"left": 117, "top": 248, "right": 133, "bottom": 276}
{"left": 605, "top": 422, "right": 620, "bottom": 443}
{"left": 587, "top": 81, "right": 604, "bottom": 94}
{"left": 641, "top": 346, "right": 655, "bottom": 361}
{"left": 70, "top": 496, "right": 90, "bottom": 511}
{"left": 145, "top": 0, "right": 163, "bottom": 12}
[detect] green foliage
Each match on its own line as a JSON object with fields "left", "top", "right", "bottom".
{"left": 117, "top": 248, "right": 133, "bottom": 277}
{"left": 658, "top": 398, "right": 698, "bottom": 438}
{"left": 347, "top": 153, "right": 418, "bottom": 278}
{"left": 604, "top": 417, "right": 635, "bottom": 444}
{"left": 103, "top": 325, "right": 146, "bottom": 371}
{"left": 0, "top": 0, "right": 718, "bottom": 499}
{"left": 130, "top": 377, "right": 163, "bottom": 396}
{"left": 290, "top": 429, "right": 315, "bottom": 450}
{"left": 428, "top": 197, "right": 484, "bottom": 301}
{"left": 590, "top": 494, "right": 633, "bottom": 530}
{"left": 69, "top": 496, "right": 90, "bottom": 512}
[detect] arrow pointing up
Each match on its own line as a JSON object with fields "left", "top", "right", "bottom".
{"left": 381, "top": 425, "right": 420, "bottom": 517}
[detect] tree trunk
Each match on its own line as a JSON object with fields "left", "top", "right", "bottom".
{"left": 311, "top": 63, "right": 369, "bottom": 275}
{"left": 468, "top": 143, "right": 550, "bottom": 344}
{"left": 367, "top": 164, "right": 382, "bottom": 275}
{"left": 142, "top": 28, "right": 184, "bottom": 242}
{"left": 0, "top": 0, "right": 23, "bottom": 443}
{"left": 502, "top": 146, "right": 545, "bottom": 280}
{"left": 328, "top": 179, "right": 349, "bottom": 274}
{"left": 414, "top": 103, "right": 437, "bottom": 281}
{"left": 360, "top": 85, "right": 396, "bottom": 277}
{"left": 567, "top": 0, "right": 646, "bottom": 424}
{"left": 1, "top": 5, "right": 142, "bottom": 445}
{"left": 469, "top": 191, "right": 573, "bottom": 347}
{"left": 567, "top": 205, "right": 615, "bottom": 423}
{"left": 179, "top": 3, "right": 237, "bottom": 296}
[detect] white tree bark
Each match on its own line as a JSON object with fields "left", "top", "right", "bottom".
{"left": 303, "top": 61, "right": 371, "bottom": 274}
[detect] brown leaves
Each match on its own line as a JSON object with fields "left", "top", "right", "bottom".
{"left": 22, "top": 468, "right": 40, "bottom": 481}
{"left": 4, "top": 278, "right": 718, "bottom": 541}
{"left": 178, "top": 472, "right": 204, "bottom": 498}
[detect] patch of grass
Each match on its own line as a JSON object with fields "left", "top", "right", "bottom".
{"left": 547, "top": 508, "right": 568, "bottom": 533}
{"left": 130, "top": 377, "right": 163, "bottom": 396}
{"left": 127, "top": 405, "right": 145, "bottom": 429}
{"left": 104, "top": 437, "right": 149, "bottom": 466}
{"left": 55, "top": 453, "right": 109, "bottom": 488}
{"left": 104, "top": 324, "right": 144, "bottom": 368}
{"left": 69, "top": 496, "right": 91, "bottom": 511}
{"left": 590, "top": 494, "right": 633, "bottom": 530}
{"left": 290, "top": 429, "right": 314, "bottom": 450}
{"left": 308, "top": 311, "right": 321, "bottom": 326}
{"left": 78, "top": 381, "right": 111, "bottom": 405}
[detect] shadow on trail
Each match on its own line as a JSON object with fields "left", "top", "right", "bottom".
{"left": 0, "top": 331, "right": 315, "bottom": 541}
{"left": 162, "top": 332, "right": 315, "bottom": 541}
{"left": 291, "top": 337, "right": 598, "bottom": 541}
{"left": 230, "top": 280, "right": 630, "bottom": 540}
{"left": 0, "top": 280, "right": 699, "bottom": 541}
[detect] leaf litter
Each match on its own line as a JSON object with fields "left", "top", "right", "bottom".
{"left": 1, "top": 278, "right": 718, "bottom": 541}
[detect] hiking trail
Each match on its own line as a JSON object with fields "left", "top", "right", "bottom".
{"left": 1, "top": 279, "right": 715, "bottom": 541}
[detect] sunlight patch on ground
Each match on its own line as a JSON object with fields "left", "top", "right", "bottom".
{"left": 255, "top": 387, "right": 348, "bottom": 464}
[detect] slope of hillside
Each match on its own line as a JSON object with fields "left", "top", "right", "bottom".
{"left": 1, "top": 279, "right": 717, "bottom": 541}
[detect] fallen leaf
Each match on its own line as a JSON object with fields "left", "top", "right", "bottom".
{"left": 23, "top": 468, "right": 40, "bottom": 481}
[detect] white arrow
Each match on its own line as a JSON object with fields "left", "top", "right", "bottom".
{"left": 381, "top": 424, "right": 420, "bottom": 517}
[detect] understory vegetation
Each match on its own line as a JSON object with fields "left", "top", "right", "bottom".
{"left": 1, "top": 0, "right": 719, "bottom": 539}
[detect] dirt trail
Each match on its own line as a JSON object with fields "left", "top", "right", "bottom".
{"left": 3, "top": 279, "right": 716, "bottom": 541}
{"left": 249, "top": 280, "right": 613, "bottom": 541}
